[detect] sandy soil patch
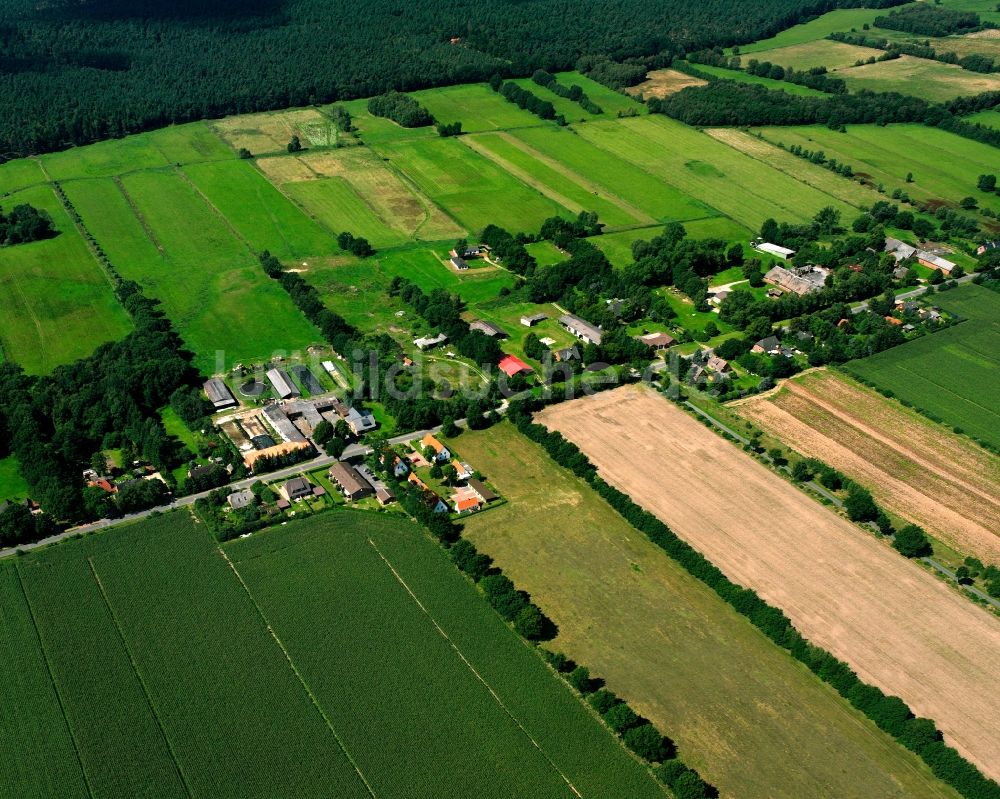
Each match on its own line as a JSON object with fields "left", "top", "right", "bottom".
{"left": 627, "top": 69, "right": 708, "bottom": 99}
{"left": 539, "top": 384, "right": 1000, "bottom": 781}
{"left": 735, "top": 371, "right": 1000, "bottom": 561}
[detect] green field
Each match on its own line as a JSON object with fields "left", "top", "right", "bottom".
{"left": 748, "top": 38, "right": 884, "bottom": 70}
{"left": 838, "top": 55, "right": 1000, "bottom": 101}
{"left": 284, "top": 177, "right": 409, "bottom": 248}
{"left": 380, "top": 136, "right": 570, "bottom": 233}
{"left": 412, "top": 83, "right": 546, "bottom": 133}
{"left": 183, "top": 160, "right": 335, "bottom": 259}
{"left": 0, "top": 185, "right": 132, "bottom": 373}
{"left": 0, "top": 456, "right": 28, "bottom": 502}
{"left": 685, "top": 63, "right": 829, "bottom": 96}
{"left": 0, "top": 158, "right": 45, "bottom": 195}
{"left": 752, "top": 123, "right": 1000, "bottom": 214}
{"left": 731, "top": 6, "right": 907, "bottom": 53}
{"left": 0, "top": 509, "right": 670, "bottom": 798}
{"left": 844, "top": 284, "right": 1000, "bottom": 448}
{"left": 965, "top": 108, "right": 1000, "bottom": 130}
{"left": 457, "top": 422, "right": 959, "bottom": 799}
{"left": 575, "top": 116, "right": 857, "bottom": 230}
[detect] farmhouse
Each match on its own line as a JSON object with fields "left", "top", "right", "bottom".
{"left": 467, "top": 477, "right": 499, "bottom": 503}
{"left": 763, "top": 265, "right": 829, "bottom": 296}
{"left": 266, "top": 368, "right": 300, "bottom": 399}
{"left": 421, "top": 433, "right": 451, "bottom": 462}
{"left": 344, "top": 406, "right": 376, "bottom": 435}
{"left": 754, "top": 241, "right": 795, "bottom": 260}
{"left": 751, "top": 335, "right": 781, "bottom": 355}
{"left": 414, "top": 333, "right": 448, "bottom": 350}
{"left": 498, "top": 354, "right": 533, "bottom": 377}
{"left": 278, "top": 477, "right": 313, "bottom": 502}
{"left": 554, "top": 346, "right": 580, "bottom": 362}
{"left": 328, "top": 462, "right": 372, "bottom": 501}
{"left": 227, "top": 489, "right": 255, "bottom": 510}
{"left": 450, "top": 256, "right": 469, "bottom": 271}
{"left": 884, "top": 237, "right": 917, "bottom": 262}
{"left": 706, "top": 355, "right": 731, "bottom": 374}
{"left": 638, "top": 332, "right": 675, "bottom": 350}
{"left": 470, "top": 320, "right": 507, "bottom": 338}
{"left": 520, "top": 313, "right": 547, "bottom": 327}
{"left": 263, "top": 404, "right": 307, "bottom": 443}
{"left": 559, "top": 313, "right": 603, "bottom": 346}
{"left": 916, "top": 251, "right": 955, "bottom": 273}
{"left": 204, "top": 377, "right": 237, "bottom": 411}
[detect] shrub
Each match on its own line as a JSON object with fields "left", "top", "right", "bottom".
{"left": 623, "top": 723, "right": 672, "bottom": 762}
{"left": 893, "top": 524, "right": 932, "bottom": 558}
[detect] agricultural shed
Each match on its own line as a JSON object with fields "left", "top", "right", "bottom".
{"left": 266, "top": 368, "right": 300, "bottom": 399}
{"left": 520, "top": 313, "right": 547, "bottom": 327}
{"left": 559, "top": 314, "right": 603, "bottom": 346}
{"left": 470, "top": 320, "right": 507, "bottom": 338}
{"left": 499, "top": 354, "right": 533, "bottom": 377}
{"left": 754, "top": 242, "right": 795, "bottom": 259}
{"left": 204, "top": 377, "right": 237, "bottom": 410}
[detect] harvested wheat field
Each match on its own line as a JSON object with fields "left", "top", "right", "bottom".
{"left": 736, "top": 370, "right": 1000, "bottom": 562}
{"left": 538, "top": 384, "right": 1000, "bottom": 781}
{"left": 626, "top": 68, "right": 708, "bottom": 98}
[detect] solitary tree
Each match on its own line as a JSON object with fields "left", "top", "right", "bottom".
{"left": 287, "top": 135, "right": 302, "bottom": 153}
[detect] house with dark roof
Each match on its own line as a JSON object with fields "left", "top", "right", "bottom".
{"left": 751, "top": 335, "right": 781, "bottom": 355}
{"left": 638, "top": 332, "right": 675, "bottom": 350}
{"left": 204, "top": 377, "right": 238, "bottom": 411}
{"left": 470, "top": 320, "right": 507, "bottom": 338}
{"left": 328, "top": 463, "right": 372, "bottom": 501}
{"left": 554, "top": 346, "right": 580, "bottom": 363}
{"left": 467, "top": 478, "right": 498, "bottom": 504}
{"left": 450, "top": 256, "right": 469, "bottom": 271}
{"left": 279, "top": 477, "right": 313, "bottom": 502}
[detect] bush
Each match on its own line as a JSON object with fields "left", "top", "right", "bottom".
{"left": 844, "top": 484, "right": 879, "bottom": 522}
{"left": 587, "top": 688, "right": 620, "bottom": 714}
{"left": 622, "top": 723, "right": 672, "bottom": 762}
{"left": 893, "top": 524, "right": 932, "bottom": 558}
{"left": 602, "top": 701, "right": 640, "bottom": 733}
{"left": 567, "top": 666, "right": 594, "bottom": 694}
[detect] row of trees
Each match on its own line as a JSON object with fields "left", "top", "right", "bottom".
{"left": 491, "top": 76, "right": 559, "bottom": 122}
{"left": 685, "top": 49, "right": 847, "bottom": 93}
{"left": 874, "top": 4, "right": 982, "bottom": 36}
{"left": 367, "top": 91, "right": 434, "bottom": 128}
{"left": 531, "top": 70, "right": 603, "bottom": 114}
{"left": 506, "top": 399, "right": 1000, "bottom": 799}
{"left": 829, "top": 31, "right": 998, "bottom": 75}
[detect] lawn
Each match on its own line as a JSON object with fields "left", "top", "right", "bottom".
{"left": 0, "top": 185, "right": 132, "bottom": 374}
{"left": 456, "top": 422, "right": 959, "bottom": 799}
{"left": 843, "top": 284, "right": 1000, "bottom": 449}
{"left": 752, "top": 123, "right": 1000, "bottom": 215}
{"left": 228, "top": 511, "right": 668, "bottom": 799}
{"left": 747, "top": 39, "right": 884, "bottom": 71}
{"left": 512, "top": 125, "right": 719, "bottom": 223}
{"left": 0, "top": 456, "right": 28, "bottom": 501}
{"left": 575, "top": 116, "right": 857, "bottom": 230}
{"left": 684, "top": 63, "right": 829, "bottom": 96}
{"left": 117, "top": 169, "right": 319, "bottom": 372}
{"left": 524, "top": 240, "right": 567, "bottom": 267}
{"left": 182, "top": 159, "right": 336, "bottom": 260}
{"left": 838, "top": 55, "right": 1000, "bottom": 101}
{"left": 378, "top": 136, "right": 571, "bottom": 234}
{"left": 730, "top": 6, "right": 906, "bottom": 53}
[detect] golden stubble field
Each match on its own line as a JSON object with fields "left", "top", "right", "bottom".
{"left": 538, "top": 385, "right": 1000, "bottom": 781}
{"left": 735, "top": 370, "right": 1000, "bottom": 562}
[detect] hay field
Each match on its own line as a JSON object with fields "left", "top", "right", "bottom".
{"left": 749, "top": 39, "right": 883, "bottom": 70}
{"left": 838, "top": 55, "right": 1000, "bottom": 101}
{"left": 737, "top": 370, "right": 1000, "bottom": 561}
{"left": 0, "top": 185, "right": 132, "bottom": 373}
{"left": 213, "top": 107, "right": 337, "bottom": 154}
{"left": 459, "top": 423, "right": 961, "bottom": 799}
{"left": 627, "top": 69, "right": 707, "bottom": 98}
{"left": 539, "top": 385, "right": 1000, "bottom": 781}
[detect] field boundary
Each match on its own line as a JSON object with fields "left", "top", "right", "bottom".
{"left": 366, "top": 537, "right": 585, "bottom": 799}
{"left": 86, "top": 557, "right": 194, "bottom": 798}
{"left": 219, "top": 545, "right": 380, "bottom": 798}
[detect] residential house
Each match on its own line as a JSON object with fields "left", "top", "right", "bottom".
{"left": 204, "top": 377, "right": 238, "bottom": 411}
{"left": 638, "top": 332, "right": 674, "bottom": 350}
{"left": 520, "top": 313, "right": 547, "bottom": 327}
{"left": 708, "top": 289, "right": 730, "bottom": 307}
{"left": 470, "top": 320, "right": 507, "bottom": 338}
{"left": 375, "top": 487, "right": 396, "bottom": 506}
{"left": 414, "top": 333, "right": 448, "bottom": 350}
{"left": 454, "top": 496, "right": 482, "bottom": 514}
{"left": 554, "top": 345, "right": 580, "bottom": 363}
{"left": 893, "top": 266, "right": 910, "bottom": 280}
{"left": 559, "top": 314, "right": 603, "bottom": 346}
{"left": 498, "top": 354, "right": 533, "bottom": 377}
{"left": 391, "top": 456, "right": 410, "bottom": 478}
{"left": 751, "top": 335, "right": 781, "bottom": 355}
{"left": 706, "top": 355, "right": 730, "bottom": 374}
{"left": 420, "top": 433, "right": 451, "bottom": 462}
{"left": 344, "top": 407, "right": 376, "bottom": 436}
{"left": 450, "top": 256, "right": 469, "bottom": 271}
{"left": 266, "top": 368, "right": 300, "bottom": 400}
{"left": 467, "top": 478, "right": 499, "bottom": 504}
{"left": 188, "top": 464, "right": 218, "bottom": 482}
{"left": 328, "top": 462, "right": 372, "bottom": 501}
{"left": 227, "top": 489, "right": 255, "bottom": 510}
{"left": 452, "top": 459, "right": 473, "bottom": 481}
{"left": 278, "top": 477, "right": 313, "bottom": 502}
{"left": 753, "top": 241, "right": 795, "bottom": 260}
{"left": 976, "top": 241, "right": 998, "bottom": 256}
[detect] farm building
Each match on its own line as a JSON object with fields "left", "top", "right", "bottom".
{"left": 467, "top": 478, "right": 499, "bottom": 504}
{"left": 763, "top": 265, "right": 829, "bottom": 296}
{"left": 753, "top": 241, "right": 795, "bottom": 260}
{"left": 450, "top": 256, "right": 469, "bottom": 271}
{"left": 263, "top": 404, "right": 307, "bottom": 443}
{"left": 414, "top": 333, "right": 448, "bottom": 350}
{"left": 421, "top": 433, "right": 451, "bottom": 462}
{"left": 204, "top": 377, "right": 237, "bottom": 411}
{"left": 884, "top": 237, "right": 917, "bottom": 262}
{"left": 638, "top": 332, "right": 674, "bottom": 350}
{"left": 520, "top": 313, "right": 547, "bottom": 327}
{"left": 328, "top": 462, "right": 372, "bottom": 501}
{"left": 554, "top": 346, "right": 581, "bottom": 362}
{"left": 278, "top": 477, "right": 313, "bottom": 502}
{"left": 344, "top": 407, "right": 376, "bottom": 436}
{"left": 290, "top": 365, "right": 323, "bottom": 394}
{"left": 916, "top": 251, "right": 955, "bottom": 273}
{"left": 266, "top": 368, "right": 300, "bottom": 399}
{"left": 227, "top": 489, "right": 255, "bottom": 510}
{"left": 470, "top": 320, "right": 507, "bottom": 338}
{"left": 559, "top": 314, "right": 603, "bottom": 346}
{"left": 498, "top": 354, "right": 533, "bottom": 377}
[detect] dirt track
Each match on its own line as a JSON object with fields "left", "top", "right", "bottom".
{"left": 737, "top": 371, "right": 1000, "bottom": 562}
{"left": 539, "top": 385, "right": 1000, "bottom": 781}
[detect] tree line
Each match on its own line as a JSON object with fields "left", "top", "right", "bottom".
{"left": 829, "top": 31, "right": 999, "bottom": 74}
{"left": 874, "top": 4, "right": 983, "bottom": 37}
{"left": 367, "top": 91, "right": 434, "bottom": 128}
{"left": 531, "top": 70, "right": 603, "bottom": 114}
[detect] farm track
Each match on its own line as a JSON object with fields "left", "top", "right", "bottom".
{"left": 539, "top": 385, "right": 1000, "bottom": 782}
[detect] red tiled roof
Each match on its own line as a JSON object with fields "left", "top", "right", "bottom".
{"left": 456, "top": 497, "right": 481, "bottom": 512}
{"left": 498, "top": 354, "right": 532, "bottom": 377}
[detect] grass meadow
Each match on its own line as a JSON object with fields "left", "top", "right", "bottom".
{"left": 747, "top": 39, "right": 884, "bottom": 70}
{"left": 0, "top": 509, "right": 670, "bottom": 798}
{"left": 457, "top": 422, "right": 959, "bottom": 799}
{"left": 964, "top": 108, "right": 1000, "bottom": 130}
{"left": 752, "top": 123, "right": 1000, "bottom": 214}
{"left": 0, "top": 158, "right": 45, "bottom": 195}
{"left": 685, "top": 63, "right": 829, "bottom": 96}
{"left": 575, "top": 116, "right": 857, "bottom": 229}
{"left": 838, "top": 56, "right": 1000, "bottom": 101}
{"left": 730, "top": 6, "right": 904, "bottom": 53}
{"left": 0, "top": 185, "right": 132, "bottom": 373}
{"left": 844, "top": 285, "right": 1000, "bottom": 449}
{"left": 412, "top": 83, "right": 545, "bottom": 132}
{"left": 0, "top": 456, "right": 28, "bottom": 502}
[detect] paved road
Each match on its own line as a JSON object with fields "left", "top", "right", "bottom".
{"left": 0, "top": 426, "right": 441, "bottom": 559}
{"left": 850, "top": 273, "right": 975, "bottom": 314}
